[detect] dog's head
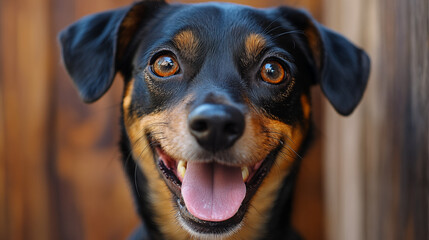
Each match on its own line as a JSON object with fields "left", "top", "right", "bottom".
{"left": 59, "top": 0, "right": 369, "bottom": 238}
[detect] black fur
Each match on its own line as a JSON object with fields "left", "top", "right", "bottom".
{"left": 59, "top": 1, "right": 370, "bottom": 239}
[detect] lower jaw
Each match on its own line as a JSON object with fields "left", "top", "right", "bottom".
{"left": 176, "top": 196, "right": 246, "bottom": 235}
{"left": 151, "top": 136, "right": 284, "bottom": 235}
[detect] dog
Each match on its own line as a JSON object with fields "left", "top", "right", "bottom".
{"left": 59, "top": 0, "right": 370, "bottom": 239}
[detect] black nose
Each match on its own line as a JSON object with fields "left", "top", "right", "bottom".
{"left": 188, "top": 104, "right": 245, "bottom": 152}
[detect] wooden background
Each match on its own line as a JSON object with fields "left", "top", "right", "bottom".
{"left": 0, "top": 0, "right": 427, "bottom": 240}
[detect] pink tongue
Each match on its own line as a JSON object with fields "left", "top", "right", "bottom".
{"left": 182, "top": 162, "right": 246, "bottom": 222}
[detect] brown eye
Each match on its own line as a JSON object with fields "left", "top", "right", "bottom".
{"left": 260, "top": 61, "right": 286, "bottom": 84}
{"left": 152, "top": 54, "right": 179, "bottom": 77}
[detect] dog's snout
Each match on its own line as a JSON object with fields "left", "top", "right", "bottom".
{"left": 188, "top": 104, "right": 245, "bottom": 152}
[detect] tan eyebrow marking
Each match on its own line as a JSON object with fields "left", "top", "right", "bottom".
{"left": 244, "top": 33, "right": 267, "bottom": 64}
{"left": 173, "top": 30, "right": 199, "bottom": 59}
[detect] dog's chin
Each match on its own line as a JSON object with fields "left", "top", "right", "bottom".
{"left": 148, "top": 134, "right": 283, "bottom": 236}
{"left": 176, "top": 198, "right": 244, "bottom": 238}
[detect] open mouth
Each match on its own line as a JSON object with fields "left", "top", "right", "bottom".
{"left": 150, "top": 135, "right": 282, "bottom": 234}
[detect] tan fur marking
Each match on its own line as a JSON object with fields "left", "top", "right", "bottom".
{"left": 125, "top": 111, "right": 188, "bottom": 240}
{"left": 244, "top": 33, "right": 267, "bottom": 64}
{"left": 301, "top": 94, "right": 311, "bottom": 120}
{"left": 122, "top": 79, "right": 134, "bottom": 117}
{"left": 122, "top": 78, "right": 184, "bottom": 237}
{"left": 173, "top": 30, "right": 199, "bottom": 60}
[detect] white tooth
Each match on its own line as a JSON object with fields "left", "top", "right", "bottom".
{"left": 241, "top": 167, "right": 249, "bottom": 181}
{"left": 178, "top": 160, "right": 187, "bottom": 179}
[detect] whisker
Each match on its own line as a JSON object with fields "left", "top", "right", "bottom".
{"left": 261, "top": 130, "right": 285, "bottom": 139}
{"left": 271, "top": 30, "right": 304, "bottom": 39}
{"left": 265, "top": 135, "right": 284, "bottom": 144}
{"left": 260, "top": 130, "right": 300, "bottom": 159}
{"left": 264, "top": 25, "right": 283, "bottom": 35}
{"left": 262, "top": 15, "right": 284, "bottom": 34}
{"left": 283, "top": 134, "right": 297, "bottom": 145}
{"left": 146, "top": 122, "right": 169, "bottom": 128}
{"left": 134, "top": 164, "right": 142, "bottom": 199}
{"left": 283, "top": 141, "right": 302, "bottom": 160}
{"left": 132, "top": 141, "right": 156, "bottom": 200}
{"left": 150, "top": 131, "right": 166, "bottom": 136}
{"left": 278, "top": 148, "right": 297, "bottom": 160}
{"left": 123, "top": 148, "right": 135, "bottom": 169}
{"left": 263, "top": 129, "right": 297, "bottom": 144}
{"left": 131, "top": 130, "right": 165, "bottom": 147}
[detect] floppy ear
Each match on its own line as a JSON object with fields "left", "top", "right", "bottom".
{"left": 58, "top": 0, "right": 166, "bottom": 103}
{"left": 279, "top": 7, "right": 370, "bottom": 116}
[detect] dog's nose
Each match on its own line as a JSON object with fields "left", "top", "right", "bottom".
{"left": 188, "top": 104, "right": 245, "bottom": 152}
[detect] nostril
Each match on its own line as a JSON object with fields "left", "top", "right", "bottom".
{"left": 191, "top": 119, "right": 208, "bottom": 132}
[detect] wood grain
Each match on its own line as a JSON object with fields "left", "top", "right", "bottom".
{"left": 323, "top": 0, "right": 428, "bottom": 239}
{"left": 1, "top": 0, "right": 53, "bottom": 239}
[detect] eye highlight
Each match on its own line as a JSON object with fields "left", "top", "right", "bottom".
{"left": 260, "top": 60, "right": 286, "bottom": 84}
{"left": 151, "top": 54, "right": 180, "bottom": 77}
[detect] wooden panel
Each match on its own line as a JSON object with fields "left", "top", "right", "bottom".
{"left": 375, "top": 0, "right": 428, "bottom": 239}
{"left": 0, "top": 2, "right": 6, "bottom": 237}
{"left": 323, "top": 0, "right": 428, "bottom": 239}
{"left": 322, "top": 2, "right": 369, "bottom": 239}
{"left": 0, "top": 0, "right": 53, "bottom": 239}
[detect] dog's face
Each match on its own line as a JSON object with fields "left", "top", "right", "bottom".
{"left": 59, "top": 1, "right": 369, "bottom": 239}
{"left": 123, "top": 4, "right": 314, "bottom": 238}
